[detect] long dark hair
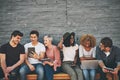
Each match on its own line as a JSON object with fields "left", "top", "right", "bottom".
{"left": 63, "top": 32, "right": 75, "bottom": 47}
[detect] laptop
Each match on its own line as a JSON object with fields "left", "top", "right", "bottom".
{"left": 81, "top": 60, "right": 99, "bottom": 69}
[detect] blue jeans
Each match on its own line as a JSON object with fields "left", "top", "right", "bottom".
{"left": 83, "top": 69, "right": 96, "bottom": 80}
{"left": 19, "top": 63, "right": 44, "bottom": 80}
{"left": 9, "top": 67, "right": 20, "bottom": 80}
{"left": 44, "top": 64, "right": 61, "bottom": 80}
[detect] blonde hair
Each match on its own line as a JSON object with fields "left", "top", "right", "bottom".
{"left": 44, "top": 35, "right": 53, "bottom": 41}
{"left": 80, "top": 34, "right": 96, "bottom": 47}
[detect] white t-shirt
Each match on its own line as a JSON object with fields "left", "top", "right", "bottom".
{"left": 24, "top": 42, "right": 45, "bottom": 64}
{"left": 63, "top": 44, "right": 78, "bottom": 61}
{"left": 79, "top": 45, "right": 96, "bottom": 58}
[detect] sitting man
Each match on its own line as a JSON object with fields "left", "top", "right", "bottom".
{"left": 19, "top": 30, "right": 45, "bottom": 80}
{"left": 0, "top": 30, "right": 25, "bottom": 80}
{"left": 96, "top": 37, "right": 120, "bottom": 80}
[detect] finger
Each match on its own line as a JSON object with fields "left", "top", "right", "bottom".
{"left": 31, "top": 51, "right": 35, "bottom": 54}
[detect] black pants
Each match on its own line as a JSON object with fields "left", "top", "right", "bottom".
{"left": 0, "top": 67, "right": 4, "bottom": 78}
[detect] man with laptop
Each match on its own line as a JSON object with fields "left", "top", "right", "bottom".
{"left": 96, "top": 37, "right": 120, "bottom": 80}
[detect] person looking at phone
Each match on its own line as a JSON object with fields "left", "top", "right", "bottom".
{"left": 19, "top": 30, "right": 45, "bottom": 80}
{"left": 96, "top": 37, "right": 120, "bottom": 80}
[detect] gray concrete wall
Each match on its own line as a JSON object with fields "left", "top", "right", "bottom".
{"left": 0, "top": 0, "right": 120, "bottom": 47}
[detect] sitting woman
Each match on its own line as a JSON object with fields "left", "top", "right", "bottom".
{"left": 79, "top": 34, "right": 96, "bottom": 80}
{"left": 58, "top": 32, "right": 83, "bottom": 80}
{"left": 43, "top": 35, "right": 61, "bottom": 80}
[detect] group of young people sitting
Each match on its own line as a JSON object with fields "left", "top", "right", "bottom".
{"left": 0, "top": 30, "right": 120, "bottom": 80}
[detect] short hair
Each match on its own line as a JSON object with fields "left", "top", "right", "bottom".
{"left": 100, "top": 37, "right": 113, "bottom": 48}
{"left": 11, "top": 30, "right": 23, "bottom": 37}
{"left": 80, "top": 34, "right": 96, "bottom": 47}
{"left": 44, "top": 35, "right": 53, "bottom": 41}
{"left": 30, "top": 30, "right": 39, "bottom": 37}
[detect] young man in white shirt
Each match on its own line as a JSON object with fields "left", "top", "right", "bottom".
{"left": 19, "top": 30, "right": 45, "bottom": 80}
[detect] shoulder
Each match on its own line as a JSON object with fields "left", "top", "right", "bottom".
{"left": 38, "top": 42, "right": 45, "bottom": 47}
{"left": 0, "top": 43, "right": 9, "bottom": 48}
{"left": 24, "top": 42, "right": 31, "bottom": 47}
{"left": 111, "top": 46, "right": 120, "bottom": 52}
{"left": 53, "top": 45, "right": 58, "bottom": 50}
{"left": 79, "top": 45, "right": 83, "bottom": 48}
{"left": 18, "top": 43, "right": 24, "bottom": 47}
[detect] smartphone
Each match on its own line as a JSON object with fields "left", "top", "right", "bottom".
{"left": 28, "top": 47, "right": 35, "bottom": 57}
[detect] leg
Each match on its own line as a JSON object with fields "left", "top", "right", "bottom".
{"left": 35, "top": 63, "right": 44, "bottom": 80}
{"left": 19, "top": 64, "right": 31, "bottom": 80}
{"left": 54, "top": 67, "right": 62, "bottom": 74}
{"left": 97, "top": 67, "right": 107, "bottom": 80}
{"left": 9, "top": 67, "right": 20, "bottom": 80}
{"left": 62, "top": 62, "right": 77, "bottom": 80}
{"left": 89, "top": 69, "right": 96, "bottom": 80}
{"left": 44, "top": 64, "right": 54, "bottom": 80}
{"left": 82, "top": 69, "right": 89, "bottom": 80}
{"left": 74, "top": 66, "right": 84, "bottom": 80}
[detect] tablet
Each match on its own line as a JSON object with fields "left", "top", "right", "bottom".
{"left": 28, "top": 47, "right": 35, "bottom": 57}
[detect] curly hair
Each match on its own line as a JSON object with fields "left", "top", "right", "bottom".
{"left": 80, "top": 34, "right": 96, "bottom": 48}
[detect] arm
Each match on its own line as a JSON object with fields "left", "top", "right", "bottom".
{"left": 72, "top": 49, "right": 79, "bottom": 66}
{"left": 58, "top": 38, "right": 63, "bottom": 49}
{"left": 53, "top": 46, "right": 61, "bottom": 71}
{"left": 1, "top": 54, "right": 9, "bottom": 79}
{"left": 7, "top": 54, "right": 25, "bottom": 73}
{"left": 31, "top": 51, "right": 45, "bottom": 60}
{"left": 112, "top": 47, "right": 120, "bottom": 74}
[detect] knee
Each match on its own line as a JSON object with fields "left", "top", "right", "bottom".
{"left": 36, "top": 67, "right": 44, "bottom": 75}
{"left": 19, "top": 67, "right": 26, "bottom": 75}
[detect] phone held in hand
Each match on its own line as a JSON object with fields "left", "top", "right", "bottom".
{"left": 28, "top": 47, "right": 35, "bottom": 57}
{"left": 104, "top": 67, "right": 114, "bottom": 72}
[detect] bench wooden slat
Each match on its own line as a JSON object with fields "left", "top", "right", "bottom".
{"left": 27, "top": 73, "right": 70, "bottom": 80}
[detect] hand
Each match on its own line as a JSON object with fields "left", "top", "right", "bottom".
{"left": 102, "top": 67, "right": 110, "bottom": 73}
{"left": 32, "top": 51, "right": 39, "bottom": 59}
{"left": 61, "top": 38, "right": 64, "bottom": 43}
{"left": 71, "top": 63, "right": 76, "bottom": 67}
{"left": 4, "top": 73, "right": 9, "bottom": 80}
{"left": 6, "top": 66, "right": 14, "bottom": 73}
{"left": 111, "top": 68, "right": 119, "bottom": 74}
{"left": 28, "top": 64, "right": 35, "bottom": 71}
{"left": 43, "top": 61, "right": 53, "bottom": 66}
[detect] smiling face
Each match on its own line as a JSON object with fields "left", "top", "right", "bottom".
{"left": 30, "top": 34, "right": 38, "bottom": 43}
{"left": 99, "top": 43, "right": 110, "bottom": 52}
{"left": 84, "top": 41, "right": 91, "bottom": 48}
{"left": 11, "top": 35, "right": 22, "bottom": 45}
{"left": 44, "top": 36, "right": 52, "bottom": 47}
{"left": 70, "top": 35, "right": 74, "bottom": 45}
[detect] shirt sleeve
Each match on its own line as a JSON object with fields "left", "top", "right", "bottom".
{"left": 96, "top": 46, "right": 102, "bottom": 60}
{"left": 0, "top": 45, "right": 6, "bottom": 54}
{"left": 79, "top": 45, "right": 84, "bottom": 57}
{"left": 20, "top": 44, "right": 25, "bottom": 54}
{"left": 115, "top": 47, "right": 120, "bottom": 64}
{"left": 53, "top": 46, "right": 61, "bottom": 66}
{"left": 92, "top": 47, "right": 96, "bottom": 58}
{"left": 41, "top": 44, "right": 46, "bottom": 52}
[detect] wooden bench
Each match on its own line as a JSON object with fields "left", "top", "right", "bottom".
{"left": 27, "top": 73, "right": 118, "bottom": 80}
{"left": 27, "top": 73, "right": 70, "bottom": 80}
